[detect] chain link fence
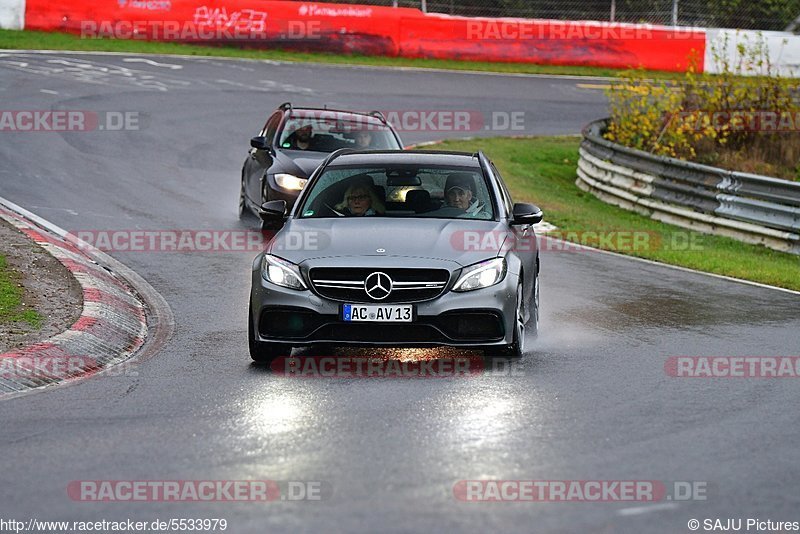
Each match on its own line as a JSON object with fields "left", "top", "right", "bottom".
{"left": 303, "top": 0, "right": 800, "bottom": 31}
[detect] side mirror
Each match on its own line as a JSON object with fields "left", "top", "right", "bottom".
{"left": 511, "top": 203, "right": 543, "bottom": 225}
{"left": 250, "top": 136, "right": 270, "bottom": 150}
{"left": 259, "top": 200, "right": 287, "bottom": 221}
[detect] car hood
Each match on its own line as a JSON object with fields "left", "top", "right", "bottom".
{"left": 267, "top": 218, "right": 512, "bottom": 267}
{"left": 275, "top": 150, "right": 328, "bottom": 178}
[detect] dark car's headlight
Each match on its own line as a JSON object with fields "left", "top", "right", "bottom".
{"left": 274, "top": 173, "right": 307, "bottom": 191}
{"left": 452, "top": 258, "right": 507, "bottom": 292}
{"left": 261, "top": 254, "right": 307, "bottom": 290}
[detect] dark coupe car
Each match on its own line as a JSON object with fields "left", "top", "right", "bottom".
{"left": 248, "top": 150, "right": 543, "bottom": 362}
{"left": 239, "top": 103, "right": 404, "bottom": 225}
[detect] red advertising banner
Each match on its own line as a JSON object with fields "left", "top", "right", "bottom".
{"left": 24, "top": 0, "right": 706, "bottom": 72}
{"left": 399, "top": 14, "right": 705, "bottom": 71}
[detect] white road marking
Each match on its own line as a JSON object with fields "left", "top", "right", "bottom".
{"left": 576, "top": 83, "right": 611, "bottom": 90}
{"left": 0, "top": 60, "right": 29, "bottom": 68}
{"left": 194, "top": 58, "right": 257, "bottom": 70}
{"left": 533, "top": 221, "right": 558, "bottom": 233}
{"left": 258, "top": 79, "right": 315, "bottom": 94}
{"left": 617, "top": 503, "right": 680, "bottom": 516}
{"left": 47, "top": 58, "right": 109, "bottom": 71}
{"left": 27, "top": 206, "right": 80, "bottom": 216}
{"left": 122, "top": 58, "right": 183, "bottom": 70}
{"left": 40, "top": 89, "right": 59, "bottom": 95}
{"left": 214, "top": 78, "right": 315, "bottom": 94}
{"left": 540, "top": 235, "right": 800, "bottom": 295}
{"left": 0, "top": 49, "right": 620, "bottom": 81}
{"left": 0, "top": 54, "right": 192, "bottom": 91}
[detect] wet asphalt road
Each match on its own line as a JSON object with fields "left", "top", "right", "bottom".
{"left": 0, "top": 52, "right": 799, "bottom": 533}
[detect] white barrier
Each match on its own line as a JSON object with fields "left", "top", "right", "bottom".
{"left": 0, "top": 0, "right": 24, "bottom": 29}
{"left": 705, "top": 28, "right": 800, "bottom": 77}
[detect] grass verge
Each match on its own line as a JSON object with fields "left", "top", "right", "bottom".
{"left": 0, "top": 29, "right": 687, "bottom": 80}
{"left": 431, "top": 136, "right": 800, "bottom": 291}
{"left": 0, "top": 254, "right": 42, "bottom": 328}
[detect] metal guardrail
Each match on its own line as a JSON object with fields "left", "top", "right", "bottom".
{"left": 577, "top": 119, "right": 800, "bottom": 255}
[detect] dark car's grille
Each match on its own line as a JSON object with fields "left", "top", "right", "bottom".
{"left": 308, "top": 268, "right": 450, "bottom": 303}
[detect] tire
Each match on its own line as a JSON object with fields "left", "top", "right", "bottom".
{"left": 486, "top": 282, "right": 525, "bottom": 359}
{"left": 238, "top": 173, "right": 247, "bottom": 220}
{"left": 529, "top": 276, "right": 539, "bottom": 339}
{"left": 248, "top": 307, "right": 291, "bottom": 363}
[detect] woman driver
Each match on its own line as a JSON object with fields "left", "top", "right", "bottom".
{"left": 335, "top": 184, "right": 385, "bottom": 216}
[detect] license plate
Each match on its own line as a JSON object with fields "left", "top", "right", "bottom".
{"left": 342, "top": 304, "right": 413, "bottom": 322}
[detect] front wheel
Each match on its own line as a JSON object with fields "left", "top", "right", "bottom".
{"left": 248, "top": 307, "right": 292, "bottom": 363}
{"left": 238, "top": 172, "right": 247, "bottom": 220}
{"left": 486, "top": 282, "right": 525, "bottom": 359}
{"left": 529, "top": 277, "right": 539, "bottom": 339}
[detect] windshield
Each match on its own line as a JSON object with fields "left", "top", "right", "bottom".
{"left": 278, "top": 112, "right": 401, "bottom": 152}
{"left": 297, "top": 165, "right": 495, "bottom": 220}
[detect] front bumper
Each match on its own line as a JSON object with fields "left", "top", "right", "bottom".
{"left": 249, "top": 257, "right": 518, "bottom": 348}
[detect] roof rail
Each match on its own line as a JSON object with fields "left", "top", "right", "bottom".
{"left": 326, "top": 148, "right": 478, "bottom": 158}
{"left": 320, "top": 148, "right": 358, "bottom": 167}
{"left": 368, "top": 110, "right": 388, "bottom": 124}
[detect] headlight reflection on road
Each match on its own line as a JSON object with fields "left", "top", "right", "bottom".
{"left": 248, "top": 390, "right": 309, "bottom": 436}
{"left": 454, "top": 394, "right": 518, "bottom": 445}
{"left": 341, "top": 346, "right": 448, "bottom": 362}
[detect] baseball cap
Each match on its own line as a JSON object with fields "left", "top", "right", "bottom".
{"left": 445, "top": 172, "right": 474, "bottom": 193}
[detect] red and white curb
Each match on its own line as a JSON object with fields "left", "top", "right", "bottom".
{"left": 0, "top": 198, "right": 173, "bottom": 397}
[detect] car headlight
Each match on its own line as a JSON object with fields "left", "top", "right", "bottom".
{"left": 274, "top": 173, "right": 307, "bottom": 191}
{"left": 452, "top": 258, "right": 507, "bottom": 292}
{"left": 261, "top": 254, "right": 307, "bottom": 290}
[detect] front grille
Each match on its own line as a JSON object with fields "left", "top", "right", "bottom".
{"left": 309, "top": 268, "right": 450, "bottom": 303}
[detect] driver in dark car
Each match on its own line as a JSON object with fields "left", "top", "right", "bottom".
{"left": 284, "top": 123, "right": 317, "bottom": 150}
{"left": 353, "top": 130, "right": 373, "bottom": 149}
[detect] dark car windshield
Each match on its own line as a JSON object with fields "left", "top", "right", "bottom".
{"left": 278, "top": 112, "right": 401, "bottom": 152}
{"left": 297, "top": 165, "right": 495, "bottom": 220}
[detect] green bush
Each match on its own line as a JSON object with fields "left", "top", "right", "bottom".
{"left": 606, "top": 33, "right": 800, "bottom": 180}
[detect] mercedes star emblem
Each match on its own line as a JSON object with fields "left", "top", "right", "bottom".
{"left": 364, "top": 272, "right": 393, "bottom": 300}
